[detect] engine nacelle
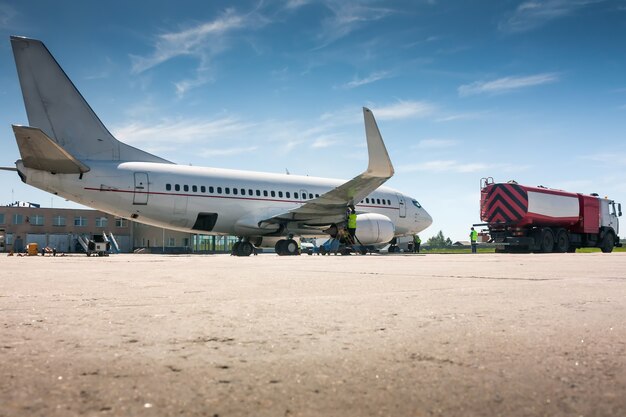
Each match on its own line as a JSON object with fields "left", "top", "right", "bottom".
{"left": 354, "top": 213, "right": 395, "bottom": 245}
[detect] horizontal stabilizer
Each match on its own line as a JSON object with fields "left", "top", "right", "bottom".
{"left": 13, "top": 125, "right": 90, "bottom": 174}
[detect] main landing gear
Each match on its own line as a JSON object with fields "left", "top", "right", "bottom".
{"left": 231, "top": 240, "right": 254, "bottom": 257}
{"left": 275, "top": 238, "right": 299, "bottom": 256}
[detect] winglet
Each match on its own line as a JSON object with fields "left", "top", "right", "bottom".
{"left": 363, "top": 107, "right": 394, "bottom": 178}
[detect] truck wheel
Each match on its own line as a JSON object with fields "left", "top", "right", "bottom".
{"left": 540, "top": 228, "right": 555, "bottom": 253}
{"left": 555, "top": 229, "right": 569, "bottom": 253}
{"left": 601, "top": 233, "right": 615, "bottom": 253}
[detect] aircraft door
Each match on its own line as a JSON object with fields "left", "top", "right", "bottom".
{"left": 133, "top": 172, "right": 149, "bottom": 205}
{"left": 397, "top": 193, "right": 406, "bottom": 218}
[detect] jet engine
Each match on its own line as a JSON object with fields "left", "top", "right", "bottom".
{"left": 354, "top": 213, "right": 395, "bottom": 245}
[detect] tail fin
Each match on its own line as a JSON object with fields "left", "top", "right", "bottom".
{"left": 10, "top": 36, "right": 169, "bottom": 163}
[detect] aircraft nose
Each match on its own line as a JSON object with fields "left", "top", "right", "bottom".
{"left": 420, "top": 209, "right": 433, "bottom": 228}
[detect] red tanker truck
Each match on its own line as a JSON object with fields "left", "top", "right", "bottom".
{"left": 479, "top": 178, "right": 622, "bottom": 253}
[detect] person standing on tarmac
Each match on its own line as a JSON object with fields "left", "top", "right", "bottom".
{"left": 413, "top": 234, "right": 421, "bottom": 253}
{"left": 347, "top": 206, "right": 357, "bottom": 244}
{"left": 470, "top": 227, "right": 478, "bottom": 253}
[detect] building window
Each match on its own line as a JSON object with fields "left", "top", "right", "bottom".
{"left": 0, "top": 213, "right": 5, "bottom": 224}
{"left": 31, "top": 215, "right": 44, "bottom": 226}
{"left": 95, "top": 217, "right": 108, "bottom": 227}
{"left": 13, "top": 214, "right": 23, "bottom": 225}
{"left": 115, "top": 218, "right": 127, "bottom": 228}
{"left": 52, "top": 216, "right": 66, "bottom": 226}
{"left": 74, "top": 216, "right": 87, "bottom": 227}
{"left": 168, "top": 237, "right": 176, "bottom": 247}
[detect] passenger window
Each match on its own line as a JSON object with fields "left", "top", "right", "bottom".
{"left": 286, "top": 192, "right": 291, "bottom": 198}
{"left": 256, "top": 190, "right": 261, "bottom": 196}
{"left": 387, "top": 199, "right": 391, "bottom": 205}
{"left": 248, "top": 189, "right": 253, "bottom": 196}
{"left": 377, "top": 198, "right": 381, "bottom": 204}
{"left": 166, "top": 184, "right": 171, "bottom": 191}
{"left": 184, "top": 185, "right": 189, "bottom": 192}
{"left": 315, "top": 194, "right": 320, "bottom": 198}
{"left": 217, "top": 187, "right": 222, "bottom": 194}
{"left": 209, "top": 186, "right": 214, "bottom": 193}
{"left": 201, "top": 186, "right": 206, "bottom": 193}
{"left": 294, "top": 192, "right": 299, "bottom": 199}
{"left": 263, "top": 190, "right": 268, "bottom": 197}
{"left": 308, "top": 193, "right": 313, "bottom": 199}
{"left": 225, "top": 187, "right": 230, "bottom": 195}
{"left": 241, "top": 188, "right": 245, "bottom": 195}
{"left": 278, "top": 191, "right": 283, "bottom": 198}
{"left": 233, "top": 188, "right": 238, "bottom": 195}
{"left": 175, "top": 184, "right": 180, "bottom": 192}
{"left": 271, "top": 191, "right": 276, "bottom": 197}
{"left": 192, "top": 185, "right": 197, "bottom": 192}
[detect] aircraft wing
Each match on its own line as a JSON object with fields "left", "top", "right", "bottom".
{"left": 259, "top": 108, "right": 394, "bottom": 228}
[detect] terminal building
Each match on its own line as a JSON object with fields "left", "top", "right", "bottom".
{"left": 0, "top": 202, "right": 237, "bottom": 254}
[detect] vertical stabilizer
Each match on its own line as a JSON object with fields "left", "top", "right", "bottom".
{"left": 11, "top": 36, "right": 169, "bottom": 163}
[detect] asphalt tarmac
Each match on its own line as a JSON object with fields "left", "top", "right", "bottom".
{"left": 1, "top": 253, "right": 625, "bottom": 417}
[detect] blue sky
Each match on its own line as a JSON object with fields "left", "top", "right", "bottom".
{"left": 1, "top": 0, "right": 625, "bottom": 241}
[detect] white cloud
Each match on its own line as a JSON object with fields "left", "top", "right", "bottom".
{"left": 200, "top": 146, "right": 258, "bottom": 157}
{"left": 458, "top": 73, "right": 559, "bottom": 97}
{"left": 113, "top": 116, "right": 254, "bottom": 146}
{"left": 499, "top": 0, "right": 604, "bottom": 33}
{"left": 583, "top": 152, "right": 626, "bottom": 166}
{"left": 371, "top": 100, "right": 437, "bottom": 120}
{"left": 397, "top": 160, "right": 530, "bottom": 174}
{"left": 414, "top": 139, "right": 459, "bottom": 149}
{"left": 316, "top": 1, "right": 394, "bottom": 48}
{"left": 0, "top": 4, "right": 17, "bottom": 27}
{"left": 310, "top": 135, "right": 339, "bottom": 149}
{"left": 129, "top": 8, "right": 269, "bottom": 96}
{"left": 339, "top": 70, "right": 393, "bottom": 89}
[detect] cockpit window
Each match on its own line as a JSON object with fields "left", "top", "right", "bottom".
{"left": 412, "top": 199, "right": 422, "bottom": 208}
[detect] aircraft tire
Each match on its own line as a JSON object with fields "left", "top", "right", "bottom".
{"left": 285, "top": 239, "right": 299, "bottom": 255}
{"left": 238, "top": 241, "right": 253, "bottom": 257}
{"left": 275, "top": 239, "right": 286, "bottom": 256}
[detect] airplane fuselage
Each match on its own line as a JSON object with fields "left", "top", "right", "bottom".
{"left": 17, "top": 160, "right": 432, "bottom": 241}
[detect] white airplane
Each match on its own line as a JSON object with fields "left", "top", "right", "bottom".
{"left": 7, "top": 36, "right": 432, "bottom": 256}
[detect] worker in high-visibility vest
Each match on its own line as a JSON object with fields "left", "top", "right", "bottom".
{"left": 470, "top": 227, "right": 478, "bottom": 253}
{"left": 413, "top": 234, "right": 421, "bottom": 253}
{"left": 347, "top": 206, "right": 357, "bottom": 244}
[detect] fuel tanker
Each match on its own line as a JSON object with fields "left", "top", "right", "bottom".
{"left": 479, "top": 178, "right": 622, "bottom": 253}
